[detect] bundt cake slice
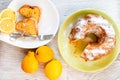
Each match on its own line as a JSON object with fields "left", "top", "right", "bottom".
{"left": 16, "top": 18, "right": 38, "bottom": 35}
{"left": 19, "top": 4, "right": 41, "bottom": 23}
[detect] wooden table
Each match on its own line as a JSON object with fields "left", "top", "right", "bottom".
{"left": 0, "top": 0, "right": 120, "bottom": 80}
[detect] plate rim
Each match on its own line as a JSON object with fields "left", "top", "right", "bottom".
{"left": 58, "top": 8, "right": 120, "bottom": 72}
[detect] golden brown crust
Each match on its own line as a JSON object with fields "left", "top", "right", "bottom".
{"left": 19, "top": 4, "right": 41, "bottom": 23}
{"left": 16, "top": 18, "right": 38, "bottom": 35}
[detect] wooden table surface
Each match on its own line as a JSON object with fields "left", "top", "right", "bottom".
{"left": 0, "top": 0, "right": 120, "bottom": 80}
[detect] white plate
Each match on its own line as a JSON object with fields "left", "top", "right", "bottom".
{"left": 0, "top": 0, "right": 59, "bottom": 48}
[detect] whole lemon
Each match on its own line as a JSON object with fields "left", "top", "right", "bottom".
{"left": 21, "top": 51, "right": 38, "bottom": 73}
{"left": 45, "top": 59, "right": 62, "bottom": 80}
{"left": 35, "top": 46, "right": 54, "bottom": 63}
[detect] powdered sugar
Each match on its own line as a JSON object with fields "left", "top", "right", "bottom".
{"left": 73, "top": 14, "right": 115, "bottom": 39}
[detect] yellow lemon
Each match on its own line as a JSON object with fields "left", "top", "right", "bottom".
{"left": 0, "top": 8, "right": 16, "bottom": 21}
{"left": 45, "top": 59, "right": 62, "bottom": 80}
{"left": 0, "top": 18, "right": 15, "bottom": 34}
{"left": 21, "top": 51, "right": 38, "bottom": 73}
{"left": 35, "top": 46, "right": 54, "bottom": 63}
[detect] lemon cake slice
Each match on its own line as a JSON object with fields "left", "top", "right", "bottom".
{"left": 19, "top": 5, "right": 41, "bottom": 23}
{"left": 16, "top": 18, "right": 38, "bottom": 35}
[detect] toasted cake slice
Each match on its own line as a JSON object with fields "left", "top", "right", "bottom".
{"left": 16, "top": 18, "right": 38, "bottom": 35}
{"left": 19, "top": 5, "right": 41, "bottom": 23}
